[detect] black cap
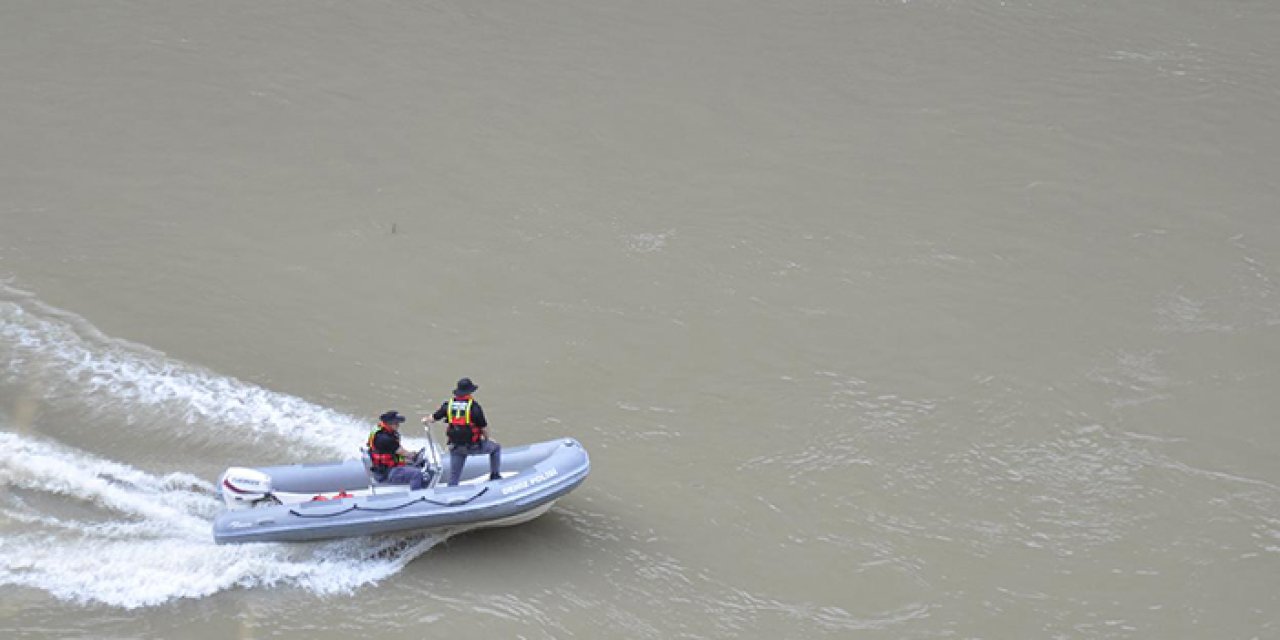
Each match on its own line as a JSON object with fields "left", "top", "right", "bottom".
{"left": 379, "top": 410, "right": 405, "bottom": 424}
{"left": 453, "top": 377, "right": 479, "bottom": 395}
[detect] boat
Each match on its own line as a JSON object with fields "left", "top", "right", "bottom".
{"left": 212, "top": 431, "right": 590, "bottom": 544}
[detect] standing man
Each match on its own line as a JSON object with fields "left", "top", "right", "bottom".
{"left": 423, "top": 377, "right": 502, "bottom": 486}
{"left": 368, "top": 411, "right": 429, "bottom": 490}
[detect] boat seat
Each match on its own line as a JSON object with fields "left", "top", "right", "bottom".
{"left": 359, "top": 447, "right": 380, "bottom": 493}
{"left": 360, "top": 447, "right": 418, "bottom": 491}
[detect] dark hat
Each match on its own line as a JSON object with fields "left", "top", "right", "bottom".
{"left": 379, "top": 410, "right": 406, "bottom": 424}
{"left": 453, "top": 377, "right": 479, "bottom": 395}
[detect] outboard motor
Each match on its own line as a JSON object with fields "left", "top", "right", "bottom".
{"left": 218, "top": 467, "right": 276, "bottom": 510}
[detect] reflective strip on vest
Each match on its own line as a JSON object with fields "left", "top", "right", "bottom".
{"left": 366, "top": 426, "right": 404, "bottom": 468}
{"left": 447, "top": 397, "right": 481, "bottom": 443}
{"left": 447, "top": 398, "right": 473, "bottom": 426}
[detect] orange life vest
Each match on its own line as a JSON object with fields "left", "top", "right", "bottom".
{"left": 366, "top": 424, "right": 405, "bottom": 470}
{"left": 446, "top": 396, "right": 482, "bottom": 445}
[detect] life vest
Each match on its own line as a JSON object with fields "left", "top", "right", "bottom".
{"left": 445, "top": 396, "right": 482, "bottom": 445}
{"left": 366, "top": 424, "right": 405, "bottom": 470}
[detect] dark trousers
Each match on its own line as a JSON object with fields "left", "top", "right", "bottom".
{"left": 447, "top": 440, "right": 501, "bottom": 486}
{"left": 384, "top": 465, "right": 427, "bottom": 490}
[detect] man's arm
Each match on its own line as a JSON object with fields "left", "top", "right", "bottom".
{"left": 422, "top": 401, "right": 448, "bottom": 424}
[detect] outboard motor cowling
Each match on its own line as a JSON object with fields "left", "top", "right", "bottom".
{"left": 219, "top": 467, "right": 275, "bottom": 510}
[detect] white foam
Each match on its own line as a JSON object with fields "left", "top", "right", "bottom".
{"left": 0, "top": 282, "right": 367, "bottom": 454}
{"left": 0, "top": 286, "right": 447, "bottom": 608}
{"left": 0, "top": 427, "right": 448, "bottom": 609}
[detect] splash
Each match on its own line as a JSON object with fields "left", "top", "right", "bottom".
{"left": 0, "top": 430, "right": 449, "bottom": 608}
{"left": 0, "top": 282, "right": 367, "bottom": 454}
{"left": 0, "top": 285, "right": 448, "bottom": 608}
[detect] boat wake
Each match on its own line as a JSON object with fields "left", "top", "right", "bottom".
{"left": 0, "top": 283, "right": 447, "bottom": 608}
{"left": 0, "top": 283, "right": 371, "bottom": 453}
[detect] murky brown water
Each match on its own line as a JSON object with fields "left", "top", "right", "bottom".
{"left": 3, "top": 1, "right": 1278, "bottom": 637}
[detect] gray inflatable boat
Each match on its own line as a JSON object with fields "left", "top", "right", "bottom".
{"left": 213, "top": 436, "right": 589, "bottom": 544}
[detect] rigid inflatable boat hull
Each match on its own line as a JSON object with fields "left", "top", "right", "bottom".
{"left": 213, "top": 438, "right": 589, "bottom": 544}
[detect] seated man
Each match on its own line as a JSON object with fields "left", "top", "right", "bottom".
{"left": 367, "top": 411, "right": 430, "bottom": 490}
